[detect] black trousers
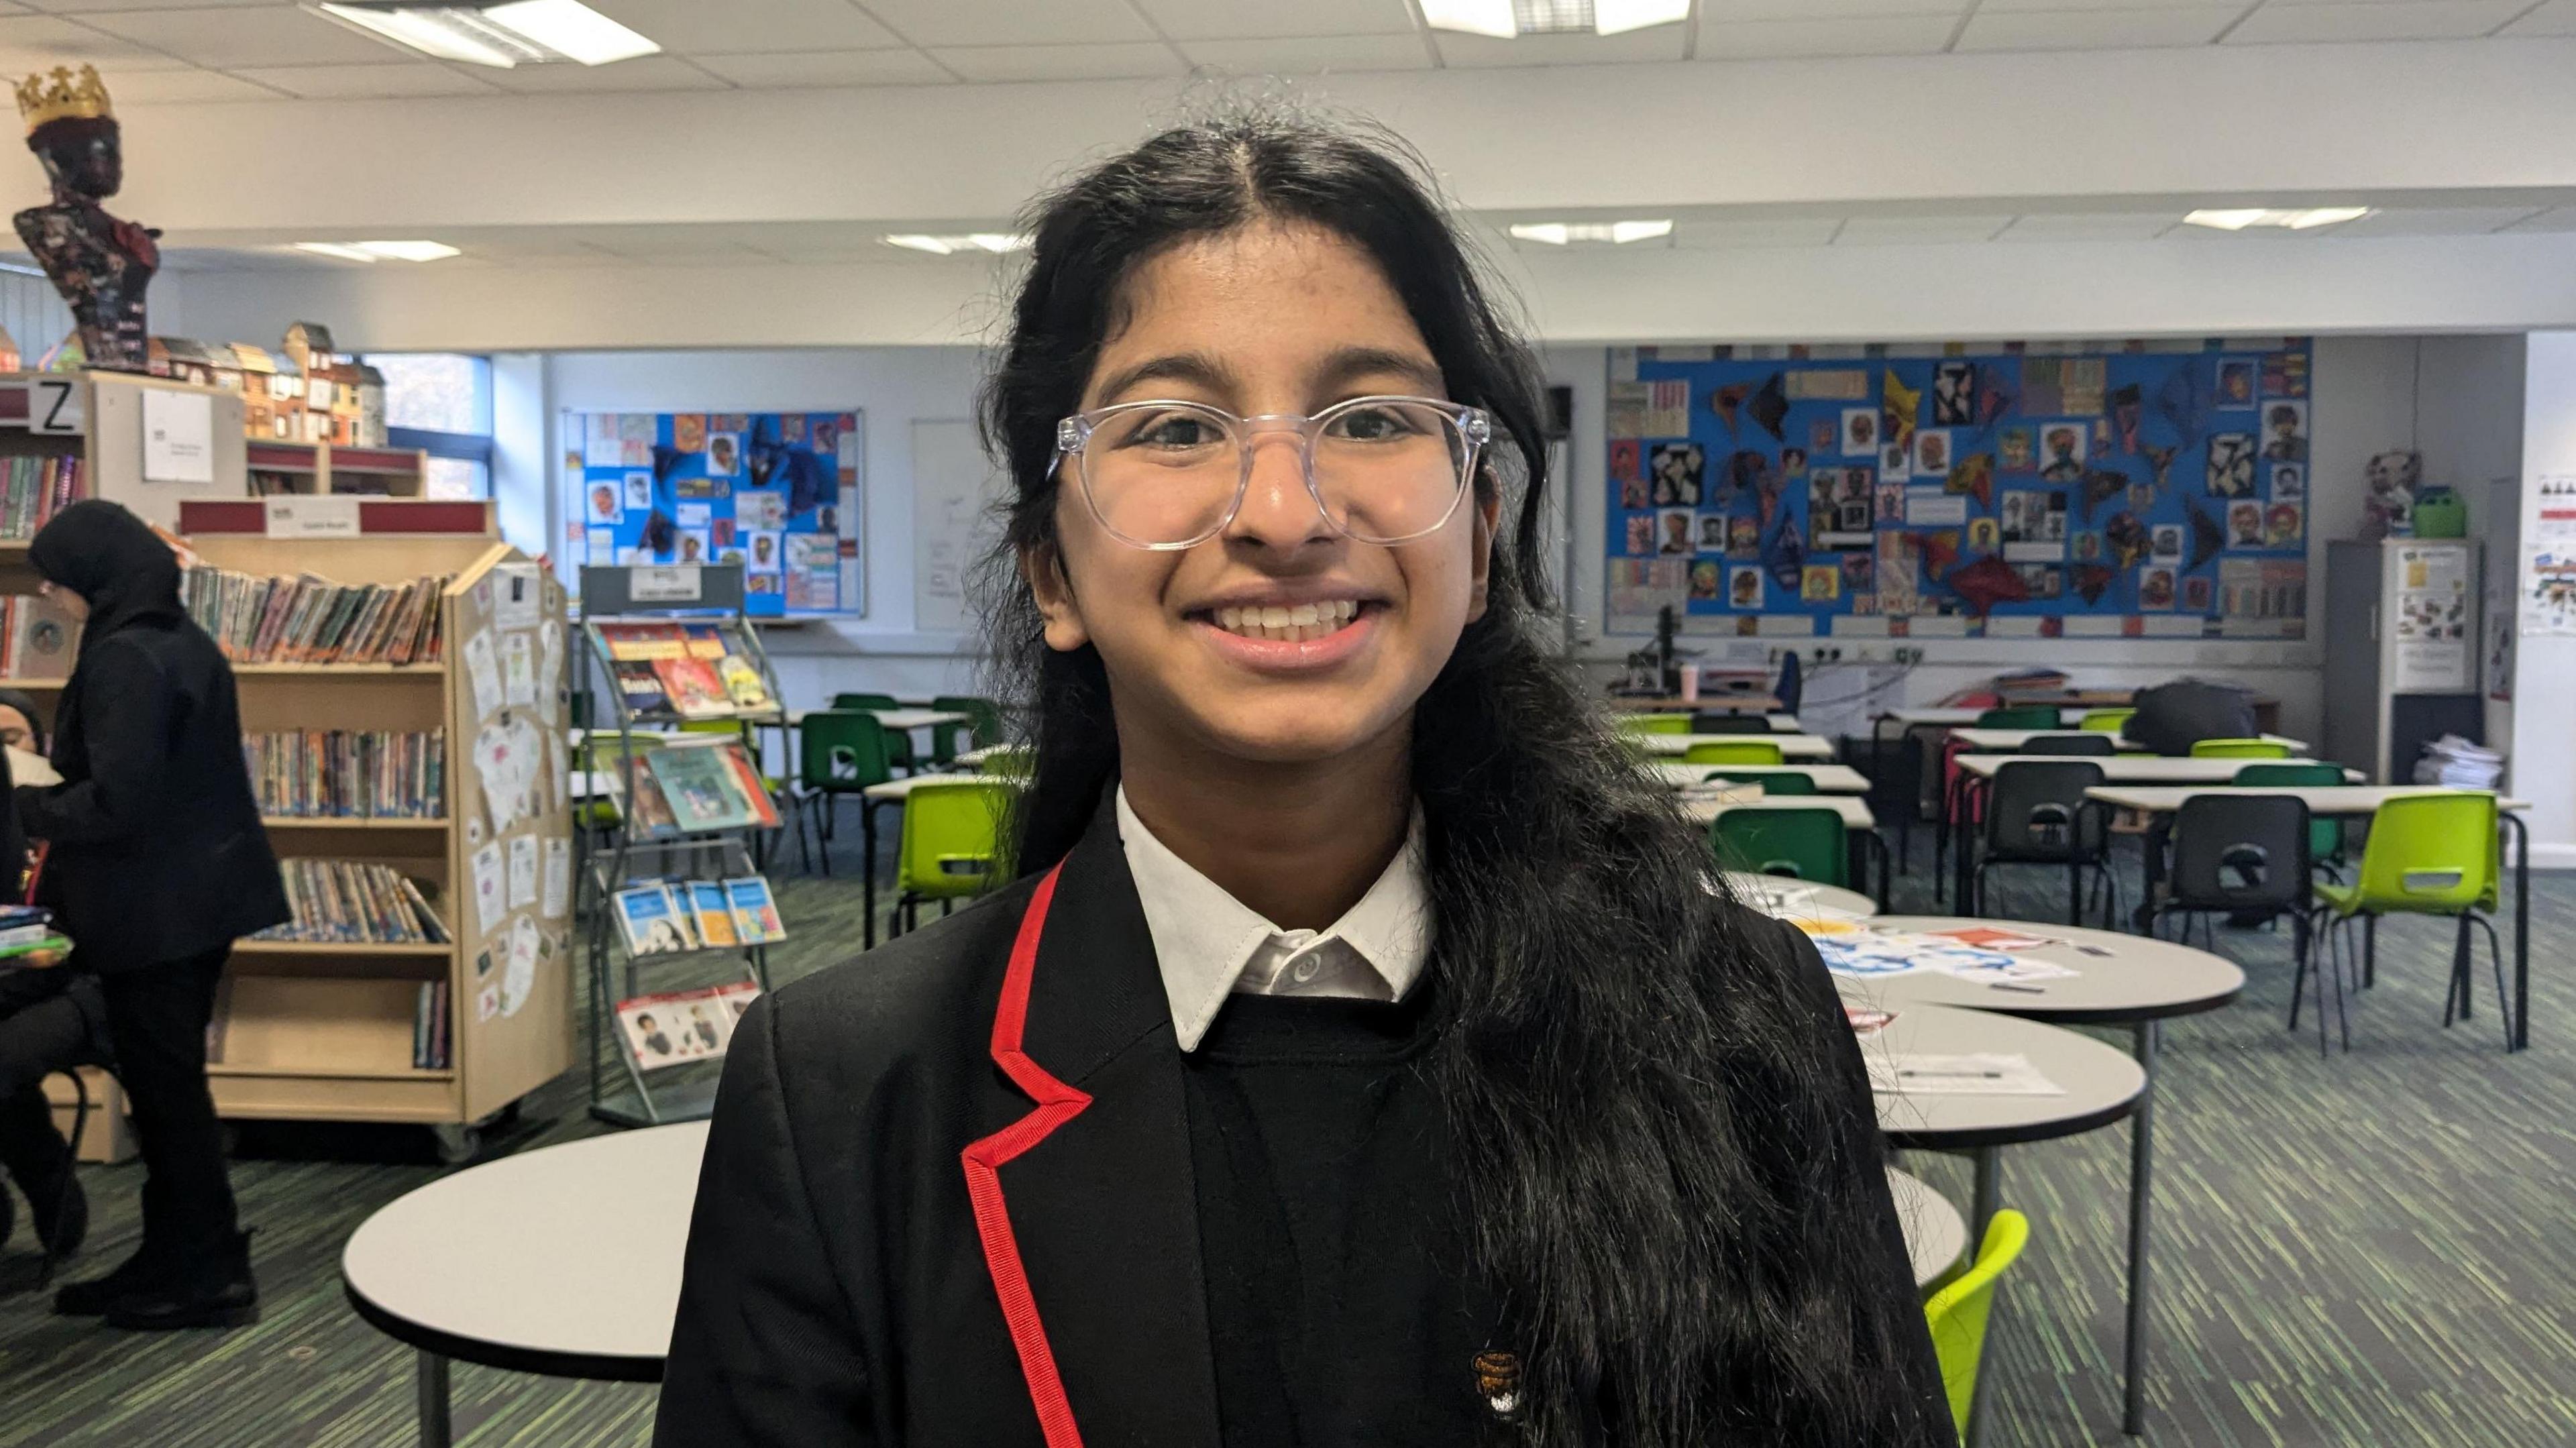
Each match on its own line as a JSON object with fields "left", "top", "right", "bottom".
{"left": 97, "top": 948, "right": 239, "bottom": 1258}
{"left": 0, "top": 978, "right": 106, "bottom": 1192}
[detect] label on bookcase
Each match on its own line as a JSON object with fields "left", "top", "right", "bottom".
{"left": 13, "top": 377, "right": 81, "bottom": 435}
{"left": 263, "top": 496, "right": 362, "bottom": 539}
{"left": 632, "top": 565, "right": 702, "bottom": 602}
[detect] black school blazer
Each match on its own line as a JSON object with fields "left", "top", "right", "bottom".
{"left": 653, "top": 806, "right": 1948, "bottom": 1447}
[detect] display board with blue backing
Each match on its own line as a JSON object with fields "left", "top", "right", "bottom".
{"left": 569, "top": 410, "right": 864, "bottom": 618}
{"left": 1602, "top": 341, "right": 2312, "bottom": 641}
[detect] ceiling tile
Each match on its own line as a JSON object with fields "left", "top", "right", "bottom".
{"left": 2500, "top": 0, "right": 2576, "bottom": 36}
{"left": 2226, "top": 1, "right": 2531, "bottom": 44}
{"left": 477, "top": 55, "right": 729, "bottom": 92}
{"left": 78, "top": 6, "right": 415, "bottom": 68}
{"left": 1955, "top": 7, "right": 2241, "bottom": 51}
{"left": 106, "top": 66, "right": 280, "bottom": 101}
{"left": 587, "top": 0, "right": 902, "bottom": 56}
{"left": 1668, "top": 217, "right": 1844, "bottom": 247}
{"left": 1132, "top": 0, "right": 1418, "bottom": 40}
{"left": 1696, "top": 15, "right": 1957, "bottom": 59}
{"left": 1432, "top": 26, "right": 1690, "bottom": 66}
{"left": 857, "top": 0, "right": 1155, "bottom": 48}
{"left": 227, "top": 62, "right": 507, "bottom": 98}
{"left": 0, "top": 13, "right": 192, "bottom": 70}
{"left": 1992, "top": 213, "right": 2179, "bottom": 242}
{"left": 1702, "top": 0, "right": 1964, "bottom": 17}
{"left": 1177, "top": 34, "right": 1430, "bottom": 70}
{"left": 2330, "top": 205, "right": 2550, "bottom": 236}
{"left": 692, "top": 48, "right": 953, "bottom": 86}
{"left": 928, "top": 42, "right": 1184, "bottom": 82}
{"left": 1831, "top": 215, "right": 2015, "bottom": 245}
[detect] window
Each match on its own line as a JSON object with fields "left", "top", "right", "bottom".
{"left": 363, "top": 352, "right": 493, "bottom": 500}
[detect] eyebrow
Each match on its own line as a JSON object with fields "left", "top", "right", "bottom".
{"left": 1091, "top": 351, "right": 1235, "bottom": 407}
{"left": 1089, "top": 345, "right": 1448, "bottom": 411}
{"left": 1313, "top": 345, "right": 1446, "bottom": 399}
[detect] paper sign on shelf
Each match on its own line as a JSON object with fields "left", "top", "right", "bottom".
{"left": 632, "top": 565, "right": 702, "bottom": 602}
{"left": 141, "top": 387, "right": 216, "bottom": 484}
{"left": 502, "top": 631, "right": 536, "bottom": 709}
{"left": 502, "top": 914, "right": 539, "bottom": 1017}
{"left": 540, "top": 837, "right": 570, "bottom": 920}
{"left": 12, "top": 376, "right": 81, "bottom": 434}
{"left": 507, "top": 833, "right": 539, "bottom": 910}
{"left": 462, "top": 631, "right": 502, "bottom": 724}
{"left": 470, "top": 842, "right": 506, "bottom": 938}
{"left": 494, "top": 561, "right": 541, "bottom": 630}
{"left": 262, "top": 496, "right": 360, "bottom": 539}
{"left": 536, "top": 620, "right": 564, "bottom": 722}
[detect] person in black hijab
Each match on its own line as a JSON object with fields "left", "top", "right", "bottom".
{"left": 15, "top": 500, "right": 286, "bottom": 1330}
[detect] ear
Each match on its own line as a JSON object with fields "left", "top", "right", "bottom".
{"left": 1022, "top": 542, "right": 1089, "bottom": 652}
{"left": 1465, "top": 486, "right": 1502, "bottom": 623}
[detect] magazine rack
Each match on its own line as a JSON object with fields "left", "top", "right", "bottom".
{"left": 573, "top": 563, "right": 786, "bottom": 1127}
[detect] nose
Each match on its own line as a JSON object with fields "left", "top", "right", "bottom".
{"left": 1222, "top": 428, "right": 1334, "bottom": 553}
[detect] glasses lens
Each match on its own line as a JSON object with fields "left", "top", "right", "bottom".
{"left": 1077, "top": 403, "right": 1240, "bottom": 547}
{"left": 1311, "top": 400, "right": 1470, "bottom": 543}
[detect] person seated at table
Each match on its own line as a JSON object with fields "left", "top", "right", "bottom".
{"left": 0, "top": 701, "right": 99, "bottom": 1270}
{"left": 2121, "top": 678, "right": 2257, "bottom": 756}
{"left": 655, "top": 109, "right": 1951, "bottom": 1447}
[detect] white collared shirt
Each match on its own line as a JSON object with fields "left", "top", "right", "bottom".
{"left": 1116, "top": 786, "right": 1432, "bottom": 1053}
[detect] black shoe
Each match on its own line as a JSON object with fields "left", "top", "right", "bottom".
{"left": 53, "top": 1243, "right": 172, "bottom": 1316}
{"left": 105, "top": 1232, "right": 258, "bottom": 1332}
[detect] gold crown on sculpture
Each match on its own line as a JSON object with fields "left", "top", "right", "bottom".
{"left": 15, "top": 65, "right": 113, "bottom": 135}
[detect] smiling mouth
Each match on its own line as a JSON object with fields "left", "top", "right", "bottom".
{"left": 1194, "top": 599, "right": 1368, "bottom": 643}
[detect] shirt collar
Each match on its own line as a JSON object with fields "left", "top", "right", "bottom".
{"left": 1115, "top": 785, "right": 1431, "bottom": 1052}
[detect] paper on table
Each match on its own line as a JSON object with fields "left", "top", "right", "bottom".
{"left": 506, "top": 833, "right": 538, "bottom": 910}
{"left": 1870, "top": 1052, "right": 2065, "bottom": 1097}
{"left": 5, "top": 744, "right": 58, "bottom": 786}
{"left": 1742, "top": 881, "right": 1869, "bottom": 924}
{"left": 539, "top": 837, "right": 570, "bottom": 920}
{"left": 1815, "top": 930, "right": 2079, "bottom": 983}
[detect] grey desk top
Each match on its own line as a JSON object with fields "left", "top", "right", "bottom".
{"left": 1721, "top": 872, "right": 1879, "bottom": 921}
{"left": 1843, "top": 916, "right": 2245, "bottom": 1024}
{"left": 1845, "top": 1002, "right": 2145, "bottom": 1148}
{"left": 1958, "top": 755, "right": 2358, "bottom": 784}
{"left": 1888, "top": 1166, "right": 1969, "bottom": 1289}
{"left": 1648, "top": 762, "right": 1872, "bottom": 793}
{"left": 1637, "top": 733, "right": 1836, "bottom": 761}
{"left": 2087, "top": 785, "right": 2531, "bottom": 816}
{"left": 1684, "top": 793, "right": 1877, "bottom": 829}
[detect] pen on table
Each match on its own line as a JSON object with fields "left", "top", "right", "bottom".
{"left": 1898, "top": 1068, "right": 2004, "bottom": 1079}
{"left": 1988, "top": 982, "right": 2047, "bottom": 994}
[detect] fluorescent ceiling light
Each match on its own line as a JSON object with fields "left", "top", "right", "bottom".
{"left": 883, "top": 233, "right": 1032, "bottom": 256}
{"left": 1424, "top": 0, "right": 1686, "bottom": 38}
{"left": 1509, "top": 219, "right": 1672, "bottom": 245}
{"left": 293, "top": 240, "right": 461, "bottom": 262}
{"left": 2184, "top": 207, "right": 2373, "bottom": 232}
{"left": 309, "top": 1, "right": 659, "bottom": 68}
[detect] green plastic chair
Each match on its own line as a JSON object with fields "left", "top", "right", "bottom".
{"left": 1703, "top": 769, "right": 1816, "bottom": 795}
{"left": 798, "top": 710, "right": 896, "bottom": 877}
{"left": 1976, "top": 706, "right": 2059, "bottom": 729}
{"left": 2235, "top": 762, "right": 2348, "bottom": 869}
{"left": 1925, "top": 1209, "right": 2032, "bottom": 1441}
{"left": 2191, "top": 737, "right": 2290, "bottom": 759}
{"left": 1709, "top": 807, "right": 1848, "bottom": 887}
{"left": 928, "top": 695, "right": 1005, "bottom": 766}
{"left": 891, "top": 777, "right": 1018, "bottom": 935}
{"left": 1684, "top": 740, "right": 1785, "bottom": 765}
{"left": 833, "top": 691, "right": 918, "bottom": 771}
{"left": 2310, "top": 791, "right": 2504, "bottom": 1048}
{"left": 2078, "top": 708, "right": 2135, "bottom": 732}
{"left": 1617, "top": 713, "right": 1692, "bottom": 735}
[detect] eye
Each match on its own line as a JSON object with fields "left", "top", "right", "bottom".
{"left": 1322, "top": 403, "right": 1428, "bottom": 443}
{"left": 1121, "top": 409, "right": 1224, "bottom": 449}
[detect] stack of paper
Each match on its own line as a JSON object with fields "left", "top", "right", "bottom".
{"left": 1868, "top": 1052, "right": 2067, "bottom": 1097}
{"left": 2412, "top": 734, "right": 2502, "bottom": 789}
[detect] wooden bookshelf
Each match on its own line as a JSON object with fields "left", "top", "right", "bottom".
{"left": 246, "top": 439, "right": 429, "bottom": 498}
{"left": 262, "top": 816, "right": 451, "bottom": 832}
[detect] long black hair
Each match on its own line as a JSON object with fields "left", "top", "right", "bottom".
{"left": 977, "top": 106, "right": 1947, "bottom": 1446}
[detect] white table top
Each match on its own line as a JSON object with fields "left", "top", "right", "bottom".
{"left": 789, "top": 707, "right": 969, "bottom": 730}
{"left": 1888, "top": 1166, "right": 1969, "bottom": 1289}
{"left": 1853, "top": 1002, "right": 2146, "bottom": 1148}
{"left": 343, "top": 1122, "right": 706, "bottom": 1372}
{"left": 1649, "top": 762, "right": 1872, "bottom": 793}
{"left": 957, "top": 744, "right": 1030, "bottom": 767}
{"left": 1637, "top": 732, "right": 1835, "bottom": 761}
{"left": 2086, "top": 785, "right": 2532, "bottom": 816}
{"left": 1888, "top": 707, "right": 2011, "bottom": 727}
{"left": 1843, "top": 916, "right": 2245, "bottom": 1023}
{"left": 1685, "top": 792, "right": 1877, "bottom": 829}
{"left": 862, "top": 771, "right": 1024, "bottom": 802}
{"left": 1951, "top": 728, "right": 2305, "bottom": 753}
{"left": 1958, "top": 754, "right": 2359, "bottom": 784}
{"left": 1722, "top": 872, "right": 1879, "bottom": 921}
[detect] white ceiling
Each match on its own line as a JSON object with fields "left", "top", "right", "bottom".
{"left": 0, "top": 0, "right": 2567, "bottom": 103}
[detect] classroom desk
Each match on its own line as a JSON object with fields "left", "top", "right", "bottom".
{"left": 1845, "top": 917, "right": 2244, "bottom": 1437}
{"left": 1687, "top": 793, "right": 1886, "bottom": 906}
{"left": 1609, "top": 693, "right": 1780, "bottom": 714}
{"left": 1888, "top": 1167, "right": 1969, "bottom": 1290}
{"left": 1635, "top": 732, "right": 1836, "bottom": 761}
{"left": 344, "top": 1123, "right": 704, "bottom": 1448}
{"left": 1999, "top": 688, "right": 2282, "bottom": 734}
{"left": 1648, "top": 761, "right": 1872, "bottom": 793}
{"left": 956, "top": 744, "right": 1030, "bottom": 769}
{"left": 1721, "top": 872, "right": 1878, "bottom": 921}
{"left": 1948, "top": 728, "right": 2306, "bottom": 754}
{"left": 2088, "top": 786, "right": 2537, "bottom": 1052}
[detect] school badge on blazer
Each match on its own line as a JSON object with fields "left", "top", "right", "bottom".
{"left": 1474, "top": 1349, "right": 1524, "bottom": 1420}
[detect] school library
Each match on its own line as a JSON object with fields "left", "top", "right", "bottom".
{"left": 1, "top": 5, "right": 2573, "bottom": 1447}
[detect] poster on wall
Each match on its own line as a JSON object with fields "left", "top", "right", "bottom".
{"left": 2389, "top": 543, "right": 2473, "bottom": 692}
{"left": 2521, "top": 545, "right": 2576, "bottom": 638}
{"left": 1602, "top": 340, "right": 2313, "bottom": 638}
{"left": 568, "top": 410, "right": 863, "bottom": 618}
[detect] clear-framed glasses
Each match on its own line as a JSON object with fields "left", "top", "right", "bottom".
{"left": 1053, "top": 394, "right": 1492, "bottom": 550}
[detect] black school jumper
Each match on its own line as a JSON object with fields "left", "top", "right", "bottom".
{"left": 654, "top": 797, "right": 1945, "bottom": 1445}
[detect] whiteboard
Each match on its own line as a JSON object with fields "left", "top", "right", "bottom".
{"left": 912, "top": 419, "right": 1007, "bottom": 634}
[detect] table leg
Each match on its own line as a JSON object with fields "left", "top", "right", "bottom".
{"left": 862, "top": 803, "right": 879, "bottom": 950}
{"left": 2131, "top": 817, "right": 2170, "bottom": 935}
{"left": 417, "top": 1350, "right": 451, "bottom": 1448}
{"left": 2510, "top": 814, "right": 2530, "bottom": 1052}
{"left": 1966, "top": 1147, "right": 2001, "bottom": 1447}
{"left": 2125, "top": 1019, "right": 2159, "bottom": 1437}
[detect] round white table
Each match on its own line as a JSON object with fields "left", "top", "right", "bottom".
{"left": 343, "top": 1123, "right": 707, "bottom": 1447}
{"left": 1721, "top": 871, "right": 1878, "bottom": 921}
{"left": 1888, "top": 1166, "right": 1968, "bottom": 1290}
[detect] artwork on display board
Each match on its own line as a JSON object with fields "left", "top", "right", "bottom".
{"left": 570, "top": 409, "right": 863, "bottom": 618}
{"left": 1601, "top": 340, "right": 2314, "bottom": 636}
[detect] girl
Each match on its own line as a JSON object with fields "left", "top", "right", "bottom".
{"left": 658, "top": 110, "right": 1950, "bottom": 1447}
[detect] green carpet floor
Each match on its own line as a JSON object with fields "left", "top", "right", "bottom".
{"left": 3, "top": 826, "right": 2573, "bottom": 1447}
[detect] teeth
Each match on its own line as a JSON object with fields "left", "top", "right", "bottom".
{"left": 1289, "top": 604, "right": 1318, "bottom": 626}
{"left": 1207, "top": 600, "right": 1365, "bottom": 642}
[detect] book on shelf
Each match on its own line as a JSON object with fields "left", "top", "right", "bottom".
{"left": 611, "top": 873, "right": 785, "bottom": 957}
{"left": 596, "top": 621, "right": 690, "bottom": 662}
{"left": 182, "top": 565, "right": 449, "bottom": 665}
{"left": 246, "top": 729, "right": 445, "bottom": 819}
{"left": 614, "top": 980, "right": 760, "bottom": 1072}
{"left": 0, "top": 594, "right": 77, "bottom": 679}
{"left": 681, "top": 622, "right": 746, "bottom": 661}
{"left": 641, "top": 738, "right": 780, "bottom": 834}
{"left": 413, "top": 980, "right": 451, "bottom": 1070}
{"left": 612, "top": 659, "right": 669, "bottom": 715}
{"left": 688, "top": 881, "right": 740, "bottom": 948}
{"left": 724, "top": 876, "right": 786, "bottom": 944}
{"left": 0, "top": 454, "right": 85, "bottom": 542}
{"left": 613, "top": 883, "right": 694, "bottom": 956}
{"left": 253, "top": 859, "right": 451, "bottom": 944}
{"left": 653, "top": 657, "right": 734, "bottom": 718}
{"left": 715, "top": 654, "right": 769, "bottom": 710}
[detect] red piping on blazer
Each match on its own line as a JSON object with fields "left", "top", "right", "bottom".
{"left": 960, "top": 864, "right": 1090, "bottom": 1448}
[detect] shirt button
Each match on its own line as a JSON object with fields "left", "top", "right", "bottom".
{"left": 1291, "top": 957, "right": 1320, "bottom": 984}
